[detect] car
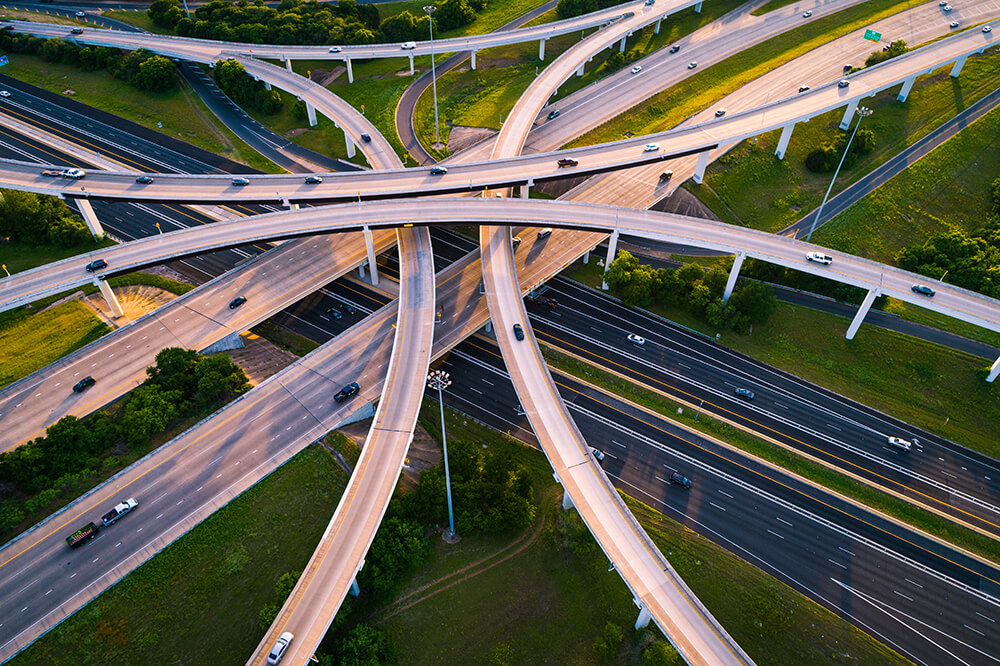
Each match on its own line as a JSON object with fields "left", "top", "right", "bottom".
{"left": 659, "top": 171, "right": 673, "bottom": 182}
{"left": 546, "top": 109, "right": 561, "bottom": 120}
{"left": 329, "top": 46, "right": 341, "bottom": 53}
{"left": 591, "top": 447, "right": 605, "bottom": 461}
{"left": 305, "top": 175, "right": 323, "bottom": 184}
{"left": 72, "top": 376, "right": 96, "bottom": 393}
{"left": 360, "top": 133, "right": 371, "bottom": 142}
{"left": 984, "top": 25, "right": 993, "bottom": 33}
{"left": 86, "top": 258, "right": 107, "bottom": 272}
{"left": 887, "top": 436, "right": 912, "bottom": 451}
{"left": 62, "top": 167, "right": 85, "bottom": 179}
{"left": 512, "top": 323, "right": 525, "bottom": 340}
{"left": 631, "top": 65, "right": 642, "bottom": 74}
{"left": 511, "top": 236, "right": 522, "bottom": 250}
{"left": 70, "top": 27, "right": 83, "bottom": 34}
{"left": 734, "top": 387, "right": 755, "bottom": 400}
{"left": 669, "top": 472, "right": 692, "bottom": 489}
{"left": 943, "top": 4, "right": 952, "bottom": 11}
{"left": 229, "top": 296, "right": 247, "bottom": 309}
{"left": 843, "top": 63, "right": 853, "bottom": 73}
{"left": 557, "top": 158, "right": 578, "bottom": 167}
{"left": 231, "top": 177, "right": 250, "bottom": 186}
{"left": 806, "top": 251, "right": 833, "bottom": 265}
{"left": 802, "top": 10, "right": 812, "bottom": 17}
{"left": 950, "top": 20, "right": 960, "bottom": 27}
{"left": 644, "top": 0, "right": 655, "bottom": 5}
{"left": 627, "top": 333, "right": 645, "bottom": 346}
{"left": 135, "top": 175, "right": 154, "bottom": 184}
{"left": 687, "top": 61, "right": 697, "bottom": 69}
{"left": 882, "top": 44, "right": 891, "bottom": 51}
{"left": 326, "top": 306, "right": 342, "bottom": 319}
{"left": 41, "top": 169, "right": 64, "bottom": 177}
{"left": 715, "top": 109, "right": 726, "bottom": 117}
{"left": 669, "top": 44, "right": 680, "bottom": 53}
{"left": 400, "top": 41, "right": 416, "bottom": 49}
{"left": 0, "top": 90, "right": 9, "bottom": 98}
{"left": 541, "top": 297, "right": 558, "bottom": 309}
{"left": 430, "top": 166, "right": 447, "bottom": 175}
{"left": 334, "top": 382, "right": 360, "bottom": 403}
{"left": 342, "top": 303, "right": 356, "bottom": 315}
{"left": 939, "top": 1, "right": 948, "bottom": 5}
{"left": 798, "top": 85, "right": 810, "bottom": 92}
{"left": 643, "top": 143, "right": 660, "bottom": 152}
{"left": 537, "top": 227, "right": 552, "bottom": 239}
{"left": 267, "top": 631, "right": 294, "bottom": 665}
{"left": 838, "top": 79, "right": 850, "bottom": 88}
{"left": 911, "top": 284, "right": 935, "bottom": 297}
{"left": 74, "top": 10, "right": 86, "bottom": 17}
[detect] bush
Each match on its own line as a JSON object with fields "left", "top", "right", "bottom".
{"left": 804, "top": 126, "right": 875, "bottom": 173}
{"left": 864, "top": 39, "right": 908, "bottom": 67}
{"left": 992, "top": 176, "right": 1000, "bottom": 215}
{"left": 0, "top": 189, "right": 90, "bottom": 246}
{"left": 213, "top": 58, "right": 284, "bottom": 115}
{"left": 897, "top": 220, "right": 1000, "bottom": 298}
{"left": 435, "top": 0, "right": 477, "bottom": 31}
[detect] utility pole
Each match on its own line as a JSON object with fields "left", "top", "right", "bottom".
{"left": 424, "top": 5, "right": 442, "bottom": 149}
{"left": 427, "top": 369, "right": 457, "bottom": 542}
{"left": 807, "top": 106, "right": 873, "bottom": 242}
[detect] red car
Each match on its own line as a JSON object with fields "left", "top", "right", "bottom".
{"left": 557, "top": 158, "right": 578, "bottom": 168}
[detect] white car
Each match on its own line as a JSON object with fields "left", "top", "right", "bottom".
{"left": 74, "top": 10, "right": 86, "bottom": 17}
{"left": 887, "top": 436, "right": 912, "bottom": 451}
{"left": 687, "top": 61, "right": 697, "bottom": 69}
{"left": 0, "top": 90, "right": 9, "bottom": 98}
{"left": 627, "top": 333, "right": 646, "bottom": 346}
{"left": 984, "top": 25, "right": 993, "bottom": 33}
{"left": 715, "top": 109, "right": 726, "bottom": 117}
{"left": 802, "top": 10, "right": 812, "bottom": 17}
{"left": 267, "top": 632, "right": 294, "bottom": 665}
{"left": 400, "top": 41, "right": 416, "bottom": 49}
{"left": 631, "top": 65, "right": 642, "bottom": 74}
{"left": 328, "top": 46, "right": 342, "bottom": 53}
{"left": 949, "top": 20, "right": 960, "bottom": 28}
{"left": 806, "top": 252, "right": 832, "bottom": 265}
{"left": 942, "top": 4, "right": 952, "bottom": 11}
{"left": 643, "top": 143, "right": 660, "bottom": 152}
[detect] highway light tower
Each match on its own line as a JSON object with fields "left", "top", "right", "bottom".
{"left": 807, "top": 106, "right": 873, "bottom": 242}
{"left": 427, "top": 368, "right": 458, "bottom": 541}
{"left": 424, "top": 5, "right": 443, "bottom": 150}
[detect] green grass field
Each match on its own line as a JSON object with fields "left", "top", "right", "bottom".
{"left": 0, "top": 300, "right": 109, "bottom": 388}
{"left": 100, "top": 9, "right": 171, "bottom": 33}
{"left": 10, "top": 445, "right": 347, "bottom": 666}
{"left": 0, "top": 238, "right": 112, "bottom": 276}
{"left": 2, "top": 56, "right": 281, "bottom": 173}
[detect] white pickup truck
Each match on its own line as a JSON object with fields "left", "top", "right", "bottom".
{"left": 102, "top": 497, "right": 138, "bottom": 526}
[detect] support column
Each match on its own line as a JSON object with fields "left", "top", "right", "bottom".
{"left": 635, "top": 603, "right": 652, "bottom": 630}
{"left": 846, "top": 287, "right": 879, "bottom": 340}
{"left": 839, "top": 98, "right": 859, "bottom": 130}
{"left": 408, "top": 53, "right": 414, "bottom": 75}
{"left": 263, "top": 80, "right": 271, "bottom": 90}
{"left": 723, "top": 252, "right": 745, "bottom": 303}
{"left": 75, "top": 199, "right": 104, "bottom": 239}
{"left": 987, "top": 357, "right": 1000, "bottom": 383}
{"left": 95, "top": 278, "right": 123, "bottom": 319}
{"left": 562, "top": 489, "right": 575, "bottom": 510}
{"left": 346, "top": 57, "right": 353, "bottom": 83}
{"left": 654, "top": 18, "right": 661, "bottom": 34}
{"left": 359, "top": 262, "right": 366, "bottom": 279}
{"left": 775, "top": 122, "right": 795, "bottom": 160}
{"left": 284, "top": 58, "right": 292, "bottom": 72}
{"left": 582, "top": 250, "right": 590, "bottom": 264}
{"left": 576, "top": 61, "right": 585, "bottom": 77}
{"left": 618, "top": 35, "right": 627, "bottom": 52}
{"left": 539, "top": 39, "right": 546, "bottom": 61}
{"left": 471, "top": 51, "right": 477, "bottom": 69}
{"left": 694, "top": 1, "right": 702, "bottom": 12}
{"left": 602, "top": 230, "right": 620, "bottom": 290}
{"left": 350, "top": 578, "right": 360, "bottom": 597}
{"left": 897, "top": 75, "right": 915, "bottom": 102}
{"left": 305, "top": 101, "right": 317, "bottom": 127}
{"left": 344, "top": 129, "right": 356, "bottom": 158}
{"left": 950, "top": 55, "right": 967, "bottom": 78}
{"left": 519, "top": 184, "right": 529, "bottom": 199}
{"left": 363, "top": 225, "right": 379, "bottom": 287}
{"left": 692, "top": 150, "right": 710, "bottom": 184}
{"left": 484, "top": 320, "right": 492, "bottom": 333}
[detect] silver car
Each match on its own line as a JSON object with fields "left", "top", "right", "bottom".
{"left": 267, "top": 632, "right": 294, "bottom": 664}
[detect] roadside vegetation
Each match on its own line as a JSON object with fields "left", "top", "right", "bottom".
{"left": 0, "top": 348, "right": 250, "bottom": 542}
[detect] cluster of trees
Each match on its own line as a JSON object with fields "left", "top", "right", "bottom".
{"left": 149, "top": 0, "right": 485, "bottom": 46}
{"left": 0, "top": 32, "right": 176, "bottom": 92}
{"left": 0, "top": 189, "right": 91, "bottom": 247}
{"left": 897, "top": 217, "right": 1000, "bottom": 298}
{"left": 865, "top": 39, "right": 909, "bottom": 68}
{"left": 0, "top": 348, "right": 250, "bottom": 535}
{"left": 556, "top": 0, "right": 622, "bottom": 20}
{"left": 212, "top": 59, "right": 282, "bottom": 115}
{"left": 604, "top": 252, "right": 778, "bottom": 334}
{"left": 805, "top": 123, "right": 876, "bottom": 173}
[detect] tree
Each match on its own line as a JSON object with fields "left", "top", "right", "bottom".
{"left": 337, "top": 624, "right": 391, "bottom": 666}
{"left": 592, "top": 622, "right": 623, "bottom": 661}
{"left": 992, "top": 177, "right": 1000, "bottom": 215}
{"left": 435, "top": 0, "right": 477, "bottom": 32}
{"left": 120, "top": 385, "right": 180, "bottom": 447}
{"left": 728, "top": 280, "right": 776, "bottom": 324}
{"left": 136, "top": 55, "right": 177, "bottom": 92}
{"left": 378, "top": 11, "right": 424, "bottom": 43}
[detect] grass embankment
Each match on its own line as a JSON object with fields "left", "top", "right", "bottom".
{"left": 0, "top": 8, "right": 82, "bottom": 25}
{"left": 101, "top": 9, "right": 172, "bottom": 33}
{"left": 0, "top": 301, "right": 108, "bottom": 389}
{"left": 540, "top": 344, "right": 1000, "bottom": 566}
{"left": 10, "top": 446, "right": 348, "bottom": 666}
{"left": 750, "top": 0, "right": 801, "bottom": 16}
{"left": 0, "top": 238, "right": 112, "bottom": 275}
{"left": 2, "top": 55, "right": 281, "bottom": 172}
{"left": 700, "top": 51, "right": 1000, "bottom": 234}
{"left": 565, "top": 0, "right": 925, "bottom": 148}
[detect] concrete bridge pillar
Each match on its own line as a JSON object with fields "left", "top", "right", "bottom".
{"left": 654, "top": 18, "right": 661, "bottom": 34}
{"left": 897, "top": 75, "right": 915, "bottom": 102}
{"left": 539, "top": 39, "right": 546, "bottom": 61}
{"left": 582, "top": 249, "right": 590, "bottom": 264}
{"left": 408, "top": 53, "right": 414, "bottom": 75}
{"left": 305, "top": 101, "right": 317, "bottom": 127}
{"left": 576, "top": 61, "right": 585, "bottom": 77}
{"left": 519, "top": 184, "right": 529, "bottom": 199}
{"left": 363, "top": 225, "right": 379, "bottom": 287}
{"left": 694, "top": 1, "right": 703, "bottom": 12}
{"left": 723, "top": 252, "right": 745, "bottom": 303}
{"left": 471, "top": 50, "right": 477, "bottom": 69}
{"left": 285, "top": 58, "right": 293, "bottom": 72}
{"left": 562, "top": 489, "right": 575, "bottom": 510}
{"left": 346, "top": 57, "right": 354, "bottom": 83}
{"left": 75, "top": 199, "right": 104, "bottom": 239}
{"left": 602, "top": 230, "right": 620, "bottom": 290}
{"left": 359, "top": 262, "right": 366, "bottom": 279}
{"left": 635, "top": 602, "right": 652, "bottom": 629}
{"left": 344, "top": 129, "right": 356, "bottom": 158}
{"left": 775, "top": 122, "right": 795, "bottom": 160}
{"left": 987, "top": 357, "right": 1000, "bottom": 382}
{"left": 846, "top": 287, "right": 880, "bottom": 340}
{"left": 95, "top": 278, "right": 123, "bottom": 319}
{"left": 839, "top": 98, "right": 859, "bottom": 130}
{"left": 350, "top": 578, "right": 360, "bottom": 597}
{"left": 692, "top": 150, "right": 710, "bottom": 184}
{"left": 619, "top": 35, "right": 627, "bottom": 52}
{"left": 262, "top": 80, "right": 271, "bottom": 90}
{"left": 950, "top": 55, "right": 967, "bottom": 78}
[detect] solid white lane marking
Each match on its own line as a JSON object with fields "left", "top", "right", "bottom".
{"left": 718, "top": 490, "right": 734, "bottom": 498}
{"left": 155, "top": 513, "right": 163, "bottom": 520}
{"left": 893, "top": 590, "right": 913, "bottom": 601}
{"left": 776, "top": 516, "right": 793, "bottom": 527}
{"left": 767, "top": 529, "right": 784, "bottom": 540}
{"left": 976, "top": 612, "right": 995, "bottom": 623}
{"left": 17, "top": 579, "right": 38, "bottom": 594}
{"left": 964, "top": 624, "right": 985, "bottom": 636}
{"left": 838, "top": 546, "right": 855, "bottom": 557}
{"left": 904, "top": 578, "right": 923, "bottom": 588}
{"left": 827, "top": 559, "right": 846, "bottom": 570}
{"left": 709, "top": 502, "right": 727, "bottom": 511}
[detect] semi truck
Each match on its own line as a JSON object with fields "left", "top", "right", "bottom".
{"left": 102, "top": 498, "right": 138, "bottom": 526}
{"left": 65, "top": 522, "right": 100, "bottom": 549}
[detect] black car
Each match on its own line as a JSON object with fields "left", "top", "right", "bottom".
{"left": 73, "top": 376, "right": 96, "bottom": 393}
{"left": 135, "top": 175, "right": 154, "bottom": 184}
{"left": 342, "top": 304, "right": 357, "bottom": 315}
{"left": 231, "top": 177, "right": 250, "bottom": 186}
{"left": 360, "top": 133, "right": 371, "bottom": 142}
{"left": 511, "top": 236, "right": 522, "bottom": 250}
{"left": 430, "top": 166, "right": 448, "bottom": 175}
{"left": 541, "top": 298, "right": 558, "bottom": 310}
{"left": 229, "top": 296, "right": 247, "bottom": 309}
{"left": 669, "top": 44, "right": 680, "bottom": 53}
{"left": 305, "top": 175, "right": 323, "bottom": 184}
{"left": 70, "top": 27, "right": 83, "bottom": 34}
{"left": 85, "top": 259, "right": 107, "bottom": 272}
{"left": 334, "top": 382, "right": 360, "bottom": 403}
{"left": 557, "top": 158, "right": 578, "bottom": 167}
{"left": 326, "top": 306, "right": 342, "bottom": 320}
{"left": 911, "top": 284, "right": 935, "bottom": 297}
{"left": 512, "top": 323, "right": 525, "bottom": 341}
{"left": 734, "top": 387, "right": 755, "bottom": 400}
{"left": 547, "top": 109, "right": 560, "bottom": 120}
{"left": 669, "top": 472, "right": 692, "bottom": 489}
{"left": 659, "top": 171, "right": 673, "bottom": 182}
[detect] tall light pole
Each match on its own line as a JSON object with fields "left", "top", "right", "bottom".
{"left": 427, "top": 368, "right": 457, "bottom": 541}
{"left": 807, "top": 106, "right": 873, "bottom": 243}
{"left": 424, "top": 5, "right": 442, "bottom": 150}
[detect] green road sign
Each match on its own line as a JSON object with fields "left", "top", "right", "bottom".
{"left": 864, "top": 28, "right": 882, "bottom": 42}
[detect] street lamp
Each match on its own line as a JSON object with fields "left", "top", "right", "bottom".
{"left": 424, "top": 5, "right": 443, "bottom": 150}
{"left": 806, "top": 106, "right": 873, "bottom": 243}
{"left": 155, "top": 222, "right": 162, "bottom": 235}
{"left": 427, "top": 368, "right": 457, "bottom": 541}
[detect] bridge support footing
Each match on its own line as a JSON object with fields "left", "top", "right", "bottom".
{"left": 75, "top": 199, "right": 104, "bottom": 239}
{"left": 950, "top": 55, "right": 967, "bottom": 78}
{"left": 345, "top": 130, "right": 356, "bottom": 158}
{"left": 846, "top": 287, "right": 879, "bottom": 340}
{"left": 692, "top": 150, "right": 710, "bottom": 184}
{"left": 539, "top": 39, "right": 546, "bottom": 61}
{"left": 839, "top": 98, "right": 858, "bottom": 130}
{"left": 775, "top": 122, "right": 795, "bottom": 160}
{"left": 722, "top": 252, "right": 745, "bottom": 303}
{"left": 619, "top": 35, "right": 627, "bottom": 52}
{"left": 305, "top": 101, "right": 317, "bottom": 127}
{"left": 363, "top": 226, "right": 379, "bottom": 287}
{"left": 897, "top": 75, "right": 915, "bottom": 102}
{"left": 408, "top": 53, "right": 414, "bottom": 75}
{"left": 654, "top": 17, "right": 661, "bottom": 34}
{"left": 471, "top": 50, "right": 477, "bottom": 69}
{"left": 634, "top": 602, "right": 651, "bottom": 630}
{"left": 562, "top": 489, "right": 574, "bottom": 510}
{"left": 346, "top": 57, "right": 353, "bottom": 83}
{"left": 285, "top": 58, "right": 293, "bottom": 72}
{"left": 694, "top": 1, "right": 702, "bottom": 12}
{"left": 602, "top": 230, "right": 620, "bottom": 290}
{"left": 350, "top": 578, "right": 360, "bottom": 597}
{"left": 95, "top": 279, "right": 123, "bottom": 319}
{"left": 519, "top": 184, "right": 529, "bottom": 199}
{"left": 987, "top": 357, "right": 1000, "bottom": 383}
{"left": 576, "top": 62, "right": 585, "bottom": 77}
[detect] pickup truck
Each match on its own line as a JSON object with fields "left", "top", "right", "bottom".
{"left": 102, "top": 497, "right": 138, "bottom": 526}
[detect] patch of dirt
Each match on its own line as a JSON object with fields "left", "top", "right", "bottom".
{"left": 309, "top": 66, "right": 345, "bottom": 87}
{"left": 220, "top": 333, "right": 299, "bottom": 386}
{"left": 81, "top": 285, "right": 176, "bottom": 329}
{"left": 448, "top": 125, "right": 498, "bottom": 154}
{"left": 400, "top": 423, "right": 441, "bottom": 492}
{"left": 286, "top": 128, "right": 309, "bottom": 138}
{"left": 650, "top": 186, "right": 722, "bottom": 220}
